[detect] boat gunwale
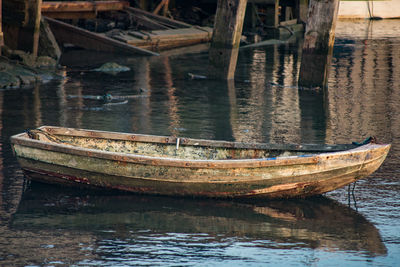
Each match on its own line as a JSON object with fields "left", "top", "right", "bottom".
{"left": 10, "top": 126, "right": 391, "bottom": 169}
{"left": 38, "top": 126, "right": 364, "bottom": 151}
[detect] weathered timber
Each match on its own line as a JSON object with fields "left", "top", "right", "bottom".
{"left": 44, "top": 16, "right": 158, "bottom": 56}
{"left": 209, "top": 0, "right": 248, "bottom": 80}
{"left": 11, "top": 126, "right": 390, "bottom": 199}
{"left": 41, "top": 1, "right": 129, "bottom": 19}
{"left": 39, "top": 17, "right": 61, "bottom": 59}
{"left": 124, "top": 6, "right": 192, "bottom": 29}
{"left": 298, "top": 0, "right": 340, "bottom": 88}
{"left": 297, "top": 0, "right": 309, "bottom": 24}
{"left": 132, "top": 13, "right": 173, "bottom": 30}
{"left": 109, "top": 27, "right": 213, "bottom": 51}
{"left": 32, "top": 0, "right": 42, "bottom": 58}
{"left": 0, "top": 0, "right": 3, "bottom": 55}
{"left": 2, "top": 0, "right": 42, "bottom": 53}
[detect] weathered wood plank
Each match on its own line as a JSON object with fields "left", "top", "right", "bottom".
{"left": 44, "top": 16, "right": 158, "bottom": 56}
{"left": 125, "top": 6, "right": 192, "bottom": 29}
{"left": 133, "top": 13, "right": 173, "bottom": 30}
{"left": 42, "top": 1, "right": 129, "bottom": 19}
{"left": 149, "top": 27, "right": 213, "bottom": 40}
{"left": 33, "top": 0, "right": 43, "bottom": 58}
{"left": 42, "top": 1, "right": 129, "bottom": 12}
{"left": 0, "top": 0, "right": 3, "bottom": 50}
{"left": 39, "top": 17, "right": 61, "bottom": 59}
{"left": 112, "top": 27, "right": 212, "bottom": 51}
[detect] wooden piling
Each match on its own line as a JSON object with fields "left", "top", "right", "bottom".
{"left": 209, "top": 0, "right": 248, "bottom": 80}
{"left": 32, "top": 0, "right": 42, "bottom": 58}
{"left": 0, "top": 0, "right": 3, "bottom": 56}
{"left": 298, "top": 0, "right": 340, "bottom": 88}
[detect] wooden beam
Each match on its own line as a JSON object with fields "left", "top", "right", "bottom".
{"left": 41, "top": 1, "right": 129, "bottom": 19}
{"left": 298, "top": 0, "right": 340, "bottom": 88}
{"left": 0, "top": 0, "right": 3, "bottom": 55}
{"left": 41, "top": 1, "right": 129, "bottom": 12}
{"left": 124, "top": 6, "right": 191, "bottom": 28}
{"left": 208, "top": 0, "right": 248, "bottom": 80}
{"left": 33, "top": 0, "right": 43, "bottom": 58}
{"left": 153, "top": 0, "right": 167, "bottom": 15}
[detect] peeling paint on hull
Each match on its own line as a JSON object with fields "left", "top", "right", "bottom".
{"left": 10, "top": 126, "right": 391, "bottom": 199}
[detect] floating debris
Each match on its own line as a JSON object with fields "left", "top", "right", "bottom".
{"left": 188, "top": 72, "right": 207, "bottom": 80}
{"left": 67, "top": 93, "right": 148, "bottom": 101}
{"left": 103, "top": 100, "right": 129, "bottom": 106}
{"left": 93, "top": 62, "right": 131, "bottom": 73}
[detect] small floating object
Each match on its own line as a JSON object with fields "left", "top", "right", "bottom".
{"left": 188, "top": 72, "right": 207, "bottom": 80}
{"left": 93, "top": 62, "right": 130, "bottom": 73}
{"left": 67, "top": 93, "right": 148, "bottom": 101}
{"left": 11, "top": 126, "right": 390, "bottom": 199}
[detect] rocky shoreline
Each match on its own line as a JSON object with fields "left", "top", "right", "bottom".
{"left": 0, "top": 46, "right": 59, "bottom": 89}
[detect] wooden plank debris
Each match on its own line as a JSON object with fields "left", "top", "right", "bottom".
{"left": 0, "top": 0, "right": 3, "bottom": 54}
{"left": 109, "top": 27, "right": 213, "bottom": 51}
{"left": 41, "top": 2, "right": 213, "bottom": 55}
{"left": 42, "top": 1, "right": 129, "bottom": 19}
{"left": 124, "top": 6, "right": 192, "bottom": 29}
{"left": 45, "top": 16, "right": 159, "bottom": 56}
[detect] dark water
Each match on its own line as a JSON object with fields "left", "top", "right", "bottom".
{"left": 1, "top": 20, "right": 400, "bottom": 266}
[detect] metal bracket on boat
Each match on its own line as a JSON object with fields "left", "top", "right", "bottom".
{"left": 352, "top": 136, "right": 377, "bottom": 146}
{"left": 176, "top": 138, "right": 180, "bottom": 150}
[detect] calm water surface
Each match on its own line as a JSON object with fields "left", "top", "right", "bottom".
{"left": 0, "top": 20, "right": 399, "bottom": 266}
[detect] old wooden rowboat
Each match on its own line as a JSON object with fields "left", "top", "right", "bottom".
{"left": 10, "top": 126, "right": 390, "bottom": 199}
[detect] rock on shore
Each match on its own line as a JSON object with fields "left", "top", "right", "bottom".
{"left": 0, "top": 47, "right": 59, "bottom": 89}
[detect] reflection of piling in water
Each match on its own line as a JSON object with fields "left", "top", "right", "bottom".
{"left": 298, "top": 0, "right": 340, "bottom": 88}
{"left": 209, "top": 0, "right": 248, "bottom": 80}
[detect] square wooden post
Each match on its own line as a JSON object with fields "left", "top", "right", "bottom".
{"left": 209, "top": 0, "right": 248, "bottom": 80}
{"left": 298, "top": 0, "right": 340, "bottom": 88}
{"left": 32, "top": 0, "right": 42, "bottom": 58}
{"left": 0, "top": 0, "right": 3, "bottom": 56}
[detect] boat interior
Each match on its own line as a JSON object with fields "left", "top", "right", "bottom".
{"left": 23, "top": 127, "right": 360, "bottom": 160}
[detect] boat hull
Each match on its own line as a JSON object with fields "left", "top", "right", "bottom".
{"left": 11, "top": 127, "right": 390, "bottom": 198}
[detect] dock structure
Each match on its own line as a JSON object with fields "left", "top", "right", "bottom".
{"left": 0, "top": 0, "right": 357, "bottom": 87}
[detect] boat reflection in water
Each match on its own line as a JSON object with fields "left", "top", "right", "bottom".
{"left": 6, "top": 182, "right": 387, "bottom": 265}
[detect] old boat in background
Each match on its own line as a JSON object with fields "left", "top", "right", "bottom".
{"left": 41, "top": 1, "right": 213, "bottom": 55}
{"left": 10, "top": 126, "right": 390, "bottom": 199}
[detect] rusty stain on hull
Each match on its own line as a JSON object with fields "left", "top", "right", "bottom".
{"left": 10, "top": 126, "right": 391, "bottom": 199}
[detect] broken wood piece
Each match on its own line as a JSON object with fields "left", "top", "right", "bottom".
{"left": 127, "top": 31, "right": 150, "bottom": 40}
{"left": 42, "top": 1, "right": 129, "bottom": 13}
{"left": 153, "top": 0, "right": 167, "bottom": 15}
{"left": 119, "top": 27, "right": 213, "bottom": 51}
{"left": 41, "top": 1, "right": 129, "bottom": 19}
{"left": 125, "top": 6, "right": 192, "bottom": 29}
{"left": 134, "top": 13, "right": 173, "bottom": 30}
